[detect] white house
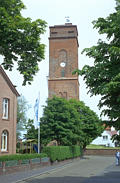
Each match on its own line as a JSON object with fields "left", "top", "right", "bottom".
{"left": 91, "top": 130, "right": 118, "bottom": 147}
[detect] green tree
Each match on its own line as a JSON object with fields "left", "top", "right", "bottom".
{"left": 69, "top": 99, "right": 103, "bottom": 149}
{"left": 40, "top": 97, "right": 81, "bottom": 146}
{"left": 17, "top": 95, "right": 30, "bottom": 139}
{"left": 40, "top": 97, "right": 103, "bottom": 148}
{"left": 0, "top": 0, "right": 47, "bottom": 85}
{"left": 74, "top": 0, "right": 120, "bottom": 135}
{"left": 24, "top": 119, "right": 38, "bottom": 140}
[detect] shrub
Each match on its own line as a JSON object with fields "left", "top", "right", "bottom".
{"left": 0, "top": 153, "right": 47, "bottom": 162}
{"left": 42, "top": 146, "right": 83, "bottom": 162}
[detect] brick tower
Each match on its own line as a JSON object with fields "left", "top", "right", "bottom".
{"left": 48, "top": 23, "right": 79, "bottom": 100}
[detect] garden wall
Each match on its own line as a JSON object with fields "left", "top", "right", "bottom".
{"left": 84, "top": 149, "right": 119, "bottom": 156}
{"left": 0, "top": 157, "right": 50, "bottom": 175}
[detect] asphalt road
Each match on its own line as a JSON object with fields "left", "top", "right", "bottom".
{"left": 1, "top": 156, "right": 120, "bottom": 183}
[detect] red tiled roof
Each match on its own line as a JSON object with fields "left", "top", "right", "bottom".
{"left": 107, "top": 130, "right": 118, "bottom": 136}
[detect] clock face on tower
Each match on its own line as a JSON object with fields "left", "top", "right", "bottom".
{"left": 60, "top": 62, "right": 66, "bottom": 67}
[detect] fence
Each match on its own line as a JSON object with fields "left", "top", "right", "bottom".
{"left": 0, "top": 157, "right": 50, "bottom": 175}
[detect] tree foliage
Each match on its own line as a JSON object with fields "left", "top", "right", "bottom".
{"left": 73, "top": 0, "right": 120, "bottom": 133}
{"left": 0, "top": 0, "right": 47, "bottom": 85}
{"left": 17, "top": 95, "right": 29, "bottom": 139}
{"left": 69, "top": 99, "right": 103, "bottom": 149}
{"left": 40, "top": 97, "right": 103, "bottom": 148}
{"left": 40, "top": 97, "right": 80, "bottom": 146}
{"left": 24, "top": 119, "right": 38, "bottom": 140}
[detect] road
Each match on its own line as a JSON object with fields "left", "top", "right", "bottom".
{"left": 1, "top": 156, "right": 120, "bottom": 183}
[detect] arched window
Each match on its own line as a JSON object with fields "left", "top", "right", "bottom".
{"left": 59, "top": 49, "right": 67, "bottom": 61}
{"left": 1, "top": 130, "right": 8, "bottom": 151}
{"left": 2, "top": 98, "right": 9, "bottom": 119}
{"left": 59, "top": 50, "right": 67, "bottom": 63}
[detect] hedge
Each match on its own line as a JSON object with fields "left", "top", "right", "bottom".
{"left": 0, "top": 153, "right": 47, "bottom": 162}
{"left": 42, "top": 146, "right": 83, "bottom": 162}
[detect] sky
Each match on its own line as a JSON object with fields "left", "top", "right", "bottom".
{"left": 1, "top": 0, "right": 116, "bottom": 121}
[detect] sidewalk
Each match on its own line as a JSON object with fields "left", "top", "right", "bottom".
{"left": 0, "top": 159, "right": 73, "bottom": 183}
{"left": 0, "top": 156, "right": 120, "bottom": 183}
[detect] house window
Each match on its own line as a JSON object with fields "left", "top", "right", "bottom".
{"left": 2, "top": 98, "right": 9, "bottom": 119}
{"left": 103, "top": 135, "right": 108, "bottom": 140}
{"left": 1, "top": 130, "right": 8, "bottom": 151}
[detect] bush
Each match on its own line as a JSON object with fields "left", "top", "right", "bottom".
{"left": 0, "top": 153, "right": 47, "bottom": 162}
{"left": 42, "top": 146, "right": 83, "bottom": 162}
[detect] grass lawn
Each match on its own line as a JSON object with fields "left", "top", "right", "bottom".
{"left": 86, "top": 144, "right": 120, "bottom": 149}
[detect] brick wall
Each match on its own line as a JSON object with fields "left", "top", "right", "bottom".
{"left": 48, "top": 24, "right": 79, "bottom": 100}
{"left": 48, "top": 78, "right": 79, "bottom": 100}
{"left": 49, "top": 39, "right": 78, "bottom": 78}
{"left": 0, "top": 71, "right": 17, "bottom": 155}
{"left": 0, "top": 158, "right": 50, "bottom": 175}
{"left": 84, "top": 149, "right": 119, "bottom": 156}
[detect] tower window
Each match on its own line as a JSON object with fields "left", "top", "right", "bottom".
{"left": 59, "top": 92, "right": 67, "bottom": 99}
{"left": 61, "top": 70, "right": 65, "bottom": 77}
{"left": 51, "top": 32, "right": 57, "bottom": 34}
{"left": 63, "top": 92, "right": 67, "bottom": 99}
{"left": 59, "top": 50, "right": 67, "bottom": 63}
{"left": 68, "top": 31, "right": 74, "bottom": 33}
